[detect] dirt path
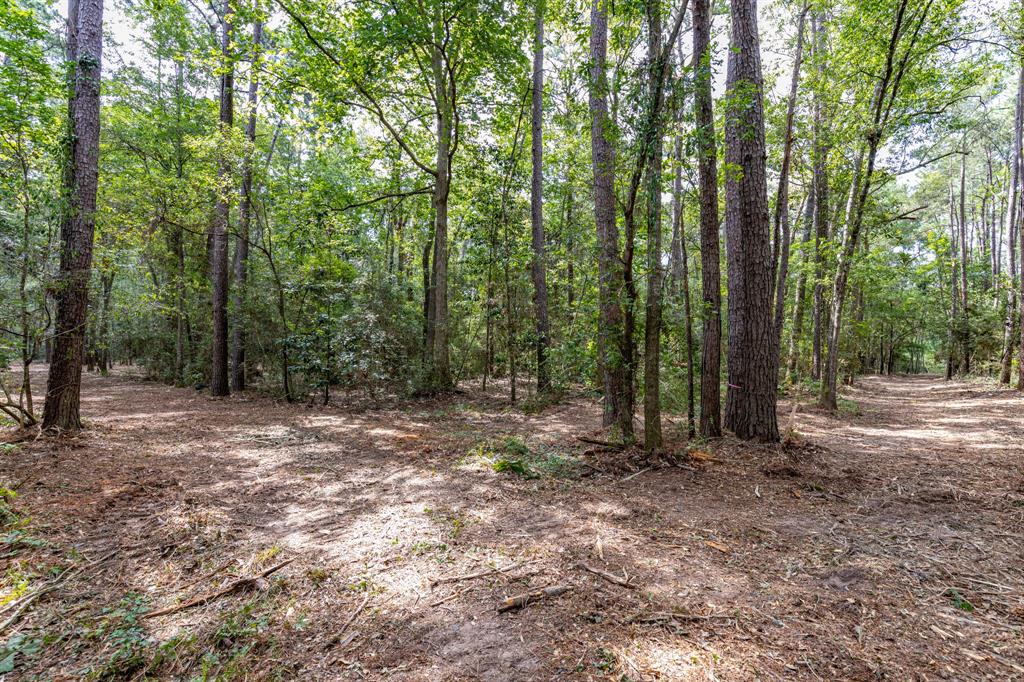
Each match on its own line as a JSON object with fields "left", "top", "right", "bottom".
{"left": 1, "top": 370, "right": 1022, "bottom": 680}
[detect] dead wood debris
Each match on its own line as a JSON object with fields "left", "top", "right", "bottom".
{"left": 143, "top": 557, "right": 295, "bottom": 619}
{"left": 497, "top": 585, "right": 570, "bottom": 613}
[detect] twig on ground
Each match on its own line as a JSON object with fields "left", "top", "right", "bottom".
{"left": 143, "top": 557, "right": 295, "bottom": 619}
{"left": 497, "top": 585, "right": 570, "bottom": 613}
{"left": 620, "top": 467, "right": 652, "bottom": 483}
{"left": 577, "top": 562, "right": 636, "bottom": 589}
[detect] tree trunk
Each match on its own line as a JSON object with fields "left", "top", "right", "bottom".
{"left": 1003, "top": 58, "right": 1022, "bottom": 384}
{"left": 958, "top": 151, "right": 970, "bottom": 374}
{"left": 810, "top": 12, "right": 829, "bottom": 382}
{"left": 43, "top": 0, "right": 103, "bottom": 432}
{"left": 672, "top": 131, "right": 696, "bottom": 437}
{"left": 787, "top": 184, "right": 815, "bottom": 380}
{"left": 210, "top": 1, "right": 233, "bottom": 397}
{"left": 693, "top": 0, "right": 722, "bottom": 438}
{"left": 232, "top": 20, "right": 262, "bottom": 392}
{"left": 642, "top": 0, "right": 664, "bottom": 453}
{"left": 722, "top": 0, "right": 779, "bottom": 442}
{"left": 426, "top": 41, "right": 453, "bottom": 392}
{"left": 589, "top": 0, "right": 631, "bottom": 438}
{"left": 771, "top": 7, "right": 807, "bottom": 356}
{"left": 530, "top": 0, "right": 551, "bottom": 395}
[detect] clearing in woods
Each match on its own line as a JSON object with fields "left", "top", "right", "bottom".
{"left": 1, "top": 369, "right": 1022, "bottom": 680}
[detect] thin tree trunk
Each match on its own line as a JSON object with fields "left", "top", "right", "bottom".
{"left": 771, "top": 7, "right": 807, "bottom": 356}
{"left": 693, "top": 0, "right": 721, "bottom": 438}
{"left": 210, "top": 0, "right": 233, "bottom": 397}
{"left": 642, "top": 0, "right": 664, "bottom": 453}
{"left": 810, "top": 12, "right": 829, "bottom": 382}
{"left": 672, "top": 132, "right": 696, "bottom": 437}
{"left": 232, "top": 20, "right": 262, "bottom": 392}
{"left": 43, "top": 0, "right": 103, "bottom": 432}
{"left": 1002, "top": 58, "right": 1022, "bottom": 384}
{"left": 530, "top": 0, "right": 551, "bottom": 395}
{"left": 788, "top": 190, "right": 815, "bottom": 380}
{"left": 723, "top": 0, "right": 779, "bottom": 442}
{"left": 958, "top": 150, "right": 970, "bottom": 374}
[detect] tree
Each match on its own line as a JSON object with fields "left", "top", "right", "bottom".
{"left": 693, "top": 0, "right": 722, "bottom": 438}
{"left": 42, "top": 0, "right": 104, "bottom": 431}
{"left": 530, "top": 0, "right": 550, "bottom": 395}
{"left": 722, "top": 0, "right": 779, "bottom": 442}
{"left": 210, "top": 0, "right": 233, "bottom": 397}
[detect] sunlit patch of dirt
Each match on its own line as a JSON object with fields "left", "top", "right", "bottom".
{"left": 1, "top": 368, "right": 1022, "bottom": 680}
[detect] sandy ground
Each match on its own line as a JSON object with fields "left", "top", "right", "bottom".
{"left": 1, "top": 368, "right": 1022, "bottom": 680}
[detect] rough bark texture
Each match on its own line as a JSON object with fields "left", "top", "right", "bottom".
{"left": 958, "top": 152, "right": 970, "bottom": 374}
{"left": 530, "top": 0, "right": 550, "bottom": 395}
{"left": 642, "top": 0, "right": 663, "bottom": 453}
{"left": 787, "top": 190, "right": 816, "bottom": 379}
{"left": 589, "top": 0, "right": 630, "bottom": 436}
{"left": 722, "top": 0, "right": 779, "bottom": 442}
{"left": 693, "top": 0, "right": 722, "bottom": 438}
{"left": 43, "top": 0, "right": 104, "bottom": 432}
{"left": 232, "top": 20, "right": 262, "bottom": 393}
{"left": 672, "top": 130, "right": 696, "bottom": 437}
{"left": 210, "top": 2, "right": 233, "bottom": 397}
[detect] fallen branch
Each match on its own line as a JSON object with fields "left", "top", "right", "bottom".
{"left": 177, "top": 559, "right": 235, "bottom": 591}
{"left": 575, "top": 436, "right": 625, "bottom": 450}
{"left": 143, "top": 557, "right": 295, "bottom": 619}
{"left": 431, "top": 560, "right": 527, "bottom": 587}
{"left": 620, "top": 467, "right": 652, "bottom": 483}
{"left": 577, "top": 562, "right": 636, "bottom": 589}
{"left": 626, "top": 610, "right": 734, "bottom": 624}
{"left": 497, "top": 585, "right": 570, "bottom": 613}
{"left": 336, "top": 593, "right": 370, "bottom": 638}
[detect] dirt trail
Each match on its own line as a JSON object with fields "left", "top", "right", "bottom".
{"left": 1, "top": 370, "right": 1022, "bottom": 680}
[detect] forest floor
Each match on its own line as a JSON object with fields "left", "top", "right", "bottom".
{"left": 1, "top": 368, "right": 1023, "bottom": 681}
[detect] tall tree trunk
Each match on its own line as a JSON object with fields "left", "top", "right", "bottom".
{"left": 771, "top": 7, "right": 807, "bottom": 354}
{"left": 810, "top": 12, "right": 829, "bottom": 382}
{"left": 958, "top": 150, "right": 970, "bottom": 374}
{"left": 1003, "top": 58, "right": 1022, "bottom": 384}
{"left": 947, "top": 181, "right": 960, "bottom": 380}
{"left": 642, "top": 0, "right": 664, "bottom": 453}
{"left": 672, "top": 131, "right": 696, "bottom": 437}
{"left": 693, "top": 0, "right": 721, "bottom": 438}
{"left": 210, "top": 0, "right": 233, "bottom": 397}
{"left": 787, "top": 189, "right": 815, "bottom": 380}
{"left": 426, "top": 41, "right": 453, "bottom": 392}
{"left": 531, "top": 0, "right": 551, "bottom": 395}
{"left": 43, "top": 0, "right": 103, "bottom": 432}
{"left": 231, "top": 21, "right": 261, "bottom": 392}
{"left": 589, "top": 0, "right": 631, "bottom": 438}
{"left": 723, "top": 0, "right": 779, "bottom": 442}
{"left": 819, "top": 0, "right": 916, "bottom": 409}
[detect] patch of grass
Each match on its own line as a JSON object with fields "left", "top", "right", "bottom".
{"left": 467, "top": 436, "right": 581, "bottom": 480}
{"left": 837, "top": 398, "right": 862, "bottom": 416}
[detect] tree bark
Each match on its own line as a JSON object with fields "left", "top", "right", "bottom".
{"left": 530, "top": 0, "right": 551, "bottom": 395}
{"left": 787, "top": 189, "right": 815, "bottom": 380}
{"left": 642, "top": 0, "right": 663, "bottom": 453}
{"left": 958, "top": 150, "right": 970, "bottom": 374}
{"left": 210, "top": 0, "right": 233, "bottom": 397}
{"left": 693, "top": 0, "right": 721, "bottom": 438}
{"left": 232, "top": 20, "right": 262, "bottom": 392}
{"left": 426, "top": 38, "right": 453, "bottom": 392}
{"left": 589, "top": 0, "right": 631, "bottom": 438}
{"left": 43, "top": 0, "right": 103, "bottom": 432}
{"left": 810, "top": 12, "right": 829, "bottom": 382}
{"left": 1004, "top": 53, "right": 1023, "bottom": 384}
{"left": 722, "top": 0, "right": 779, "bottom": 442}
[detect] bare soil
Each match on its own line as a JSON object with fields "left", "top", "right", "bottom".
{"left": 1, "top": 369, "right": 1022, "bottom": 680}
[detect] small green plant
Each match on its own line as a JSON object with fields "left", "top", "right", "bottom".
{"left": 947, "top": 588, "right": 975, "bottom": 612}
{"left": 82, "top": 594, "right": 152, "bottom": 680}
{"left": 0, "top": 634, "right": 42, "bottom": 674}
